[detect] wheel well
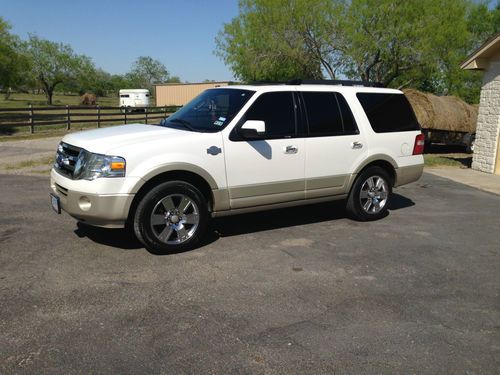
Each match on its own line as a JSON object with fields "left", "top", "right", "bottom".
{"left": 359, "top": 160, "right": 396, "bottom": 186}
{"left": 127, "top": 170, "right": 214, "bottom": 224}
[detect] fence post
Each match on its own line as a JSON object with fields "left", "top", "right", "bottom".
{"left": 66, "top": 105, "right": 71, "bottom": 130}
{"left": 97, "top": 106, "right": 101, "bottom": 128}
{"left": 28, "top": 104, "right": 34, "bottom": 134}
{"left": 145, "top": 107, "right": 148, "bottom": 124}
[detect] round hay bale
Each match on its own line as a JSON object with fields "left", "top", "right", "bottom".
{"left": 403, "top": 89, "right": 477, "bottom": 133}
{"left": 80, "top": 92, "right": 97, "bottom": 106}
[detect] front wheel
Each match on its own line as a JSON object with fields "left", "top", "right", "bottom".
{"left": 133, "top": 181, "right": 209, "bottom": 253}
{"left": 346, "top": 166, "right": 392, "bottom": 221}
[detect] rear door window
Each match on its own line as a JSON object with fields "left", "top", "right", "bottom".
{"left": 357, "top": 93, "right": 420, "bottom": 133}
{"left": 301, "top": 92, "right": 358, "bottom": 136}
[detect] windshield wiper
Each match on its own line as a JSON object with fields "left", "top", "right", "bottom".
{"left": 168, "top": 118, "right": 195, "bottom": 132}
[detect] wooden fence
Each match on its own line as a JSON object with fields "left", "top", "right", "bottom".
{"left": 0, "top": 105, "right": 181, "bottom": 134}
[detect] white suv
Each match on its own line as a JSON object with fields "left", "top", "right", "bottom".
{"left": 50, "top": 80, "right": 424, "bottom": 253}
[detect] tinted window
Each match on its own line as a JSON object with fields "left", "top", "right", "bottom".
{"left": 245, "top": 92, "right": 295, "bottom": 137}
{"left": 120, "top": 94, "right": 130, "bottom": 98}
{"left": 302, "top": 92, "right": 358, "bottom": 136}
{"left": 337, "top": 94, "right": 358, "bottom": 134}
{"left": 357, "top": 93, "right": 420, "bottom": 133}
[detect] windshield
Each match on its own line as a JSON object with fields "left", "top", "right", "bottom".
{"left": 161, "top": 88, "right": 255, "bottom": 132}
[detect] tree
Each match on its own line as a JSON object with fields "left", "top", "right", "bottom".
{"left": 127, "top": 56, "right": 170, "bottom": 89}
{"left": 166, "top": 76, "right": 181, "bottom": 83}
{"left": 215, "top": 0, "right": 328, "bottom": 81}
{"left": 216, "top": 0, "right": 499, "bottom": 103}
{"left": 26, "top": 35, "right": 91, "bottom": 104}
{"left": 0, "top": 18, "right": 29, "bottom": 99}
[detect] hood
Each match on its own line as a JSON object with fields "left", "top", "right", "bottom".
{"left": 61, "top": 124, "right": 191, "bottom": 154}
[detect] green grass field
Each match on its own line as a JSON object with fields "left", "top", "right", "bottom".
{"left": 0, "top": 92, "right": 117, "bottom": 109}
{"left": 0, "top": 92, "right": 169, "bottom": 140}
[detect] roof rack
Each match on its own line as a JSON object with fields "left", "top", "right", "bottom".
{"left": 286, "top": 79, "right": 384, "bottom": 87}
{"left": 246, "top": 79, "right": 385, "bottom": 87}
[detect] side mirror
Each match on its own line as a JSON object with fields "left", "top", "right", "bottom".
{"left": 238, "top": 120, "right": 266, "bottom": 140}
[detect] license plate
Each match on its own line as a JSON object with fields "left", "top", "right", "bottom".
{"left": 50, "top": 194, "right": 61, "bottom": 214}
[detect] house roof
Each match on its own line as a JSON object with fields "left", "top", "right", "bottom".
{"left": 461, "top": 32, "right": 500, "bottom": 70}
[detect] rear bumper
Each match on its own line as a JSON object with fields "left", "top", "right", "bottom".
{"left": 395, "top": 164, "right": 424, "bottom": 187}
{"left": 50, "top": 170, "right": 135, "bottom": 228}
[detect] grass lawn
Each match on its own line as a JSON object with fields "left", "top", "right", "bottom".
{"left": 424, "top": 154, "right": 472, "bottom": 168}
{"left": 0, "top": 92, "right": 117, "bottom": 108}
{"left": 0, "top": 92, "right": 168, "bottom": 139}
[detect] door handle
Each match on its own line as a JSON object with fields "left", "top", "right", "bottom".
{"left": 284, "top": 145, "right": 298, "bottom": 154}
{"left": 351, "top": 141, "right": 363, "bottom": 149}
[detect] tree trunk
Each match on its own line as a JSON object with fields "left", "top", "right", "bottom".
{"left": 46, "top": 87, "right": 54, "bottom": 105}
{"left": 4, "top": 87, "right": 12, "bottom": 100}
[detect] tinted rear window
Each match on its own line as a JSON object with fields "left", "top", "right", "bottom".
{"left": 357, "top": 93, "right": 420, "bottom": 133}
{"left": 302, "top": 92, "right": 358, "bottom": 136}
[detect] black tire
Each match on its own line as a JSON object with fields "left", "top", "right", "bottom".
{"left": 133, "top": 181, "right": 209, "bottom": 253}
{"left": 346, "top": 166, "right": 392, "bottom": 221}
{"left": 465, "top": 134, "right": 475, "bottom": 154}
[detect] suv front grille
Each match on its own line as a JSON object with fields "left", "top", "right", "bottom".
{"left": 54, "top": 142, "right": 81, "bottom": 178}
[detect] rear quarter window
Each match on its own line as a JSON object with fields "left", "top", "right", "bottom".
{"left": 357, "top": 93, "right": 420, "bottom": 133}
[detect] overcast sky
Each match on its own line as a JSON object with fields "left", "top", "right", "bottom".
{"left": 1, "top": 0, "right": 239, "bottom": 82}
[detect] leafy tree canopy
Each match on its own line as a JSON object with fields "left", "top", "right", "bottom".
{"left": 126, "top": 56, "right": 170, "bottom": 90}
{"left": 26, "top": 35, "right": 94, "bottom": 104}
{"left": 216, "top": 0, "right": 500, "bottom": 103}
{"left": 0, "top": 18, "right": 30, "bottom": 98}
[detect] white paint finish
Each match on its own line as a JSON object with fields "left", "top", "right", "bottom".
{"left": 222, "top": 137, "right": 305, "bottom": 192}
{"left": 241, "top": 120, "right": 265, "bottom": 133}
{"left": 304, "top": 134, "right": 367, "bottom": 182}
{"left": 60, "top": 124, "right": 228, "bottom": 191}
{"left": 62, "top": 124, "right": 186, "bottom": 155}
{"left": 50, "top": 169, "right": 142, "bottom": 195}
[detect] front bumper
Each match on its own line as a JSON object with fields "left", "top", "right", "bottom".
{"left": 50, "top": 169, "right": 137, "bottom": 228}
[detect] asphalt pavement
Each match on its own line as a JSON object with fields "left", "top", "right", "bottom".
{"left": 0, "top": 173, "right": 499, "bottom": 374}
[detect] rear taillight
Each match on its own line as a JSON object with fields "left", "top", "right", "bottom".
{"left": 413, "top": 133, "right": 425, "bottom": 155}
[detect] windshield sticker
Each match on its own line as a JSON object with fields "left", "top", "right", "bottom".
{"left": 218, "top": 117, "right": 226, "bottom": 122}
{"left": 213, "top": 120, "right": 224, "bottom": 126}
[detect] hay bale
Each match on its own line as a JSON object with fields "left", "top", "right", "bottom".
{"left": 403, "top": 89, "right": 477, "bottom": 133}
{"left": 80, "top": 92, "right": 97, "bottom": 106}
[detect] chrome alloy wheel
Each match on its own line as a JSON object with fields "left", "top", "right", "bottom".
{"left": 359, "top": 175, "right": 389, "bottom": 214}
{"left": 150, "top": 194, "right": 200, "bottom": 244}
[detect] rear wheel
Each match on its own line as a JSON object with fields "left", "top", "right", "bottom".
{"left": 346, "top": 166, "right": 392, "bottom": 221}
{"left": 133, "top": 181, "right": 208, "bottom": 253}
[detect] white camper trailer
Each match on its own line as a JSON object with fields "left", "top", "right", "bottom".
{"left": 119, "top": 89, "right": 150, "bottom": 110}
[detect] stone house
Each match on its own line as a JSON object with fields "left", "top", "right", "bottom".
{"left": 461, "top": 32, "right": 500, "bottom": 175}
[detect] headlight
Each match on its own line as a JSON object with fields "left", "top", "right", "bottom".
{"left": 73, "top": 150, "right": 126, "bottom": 180}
